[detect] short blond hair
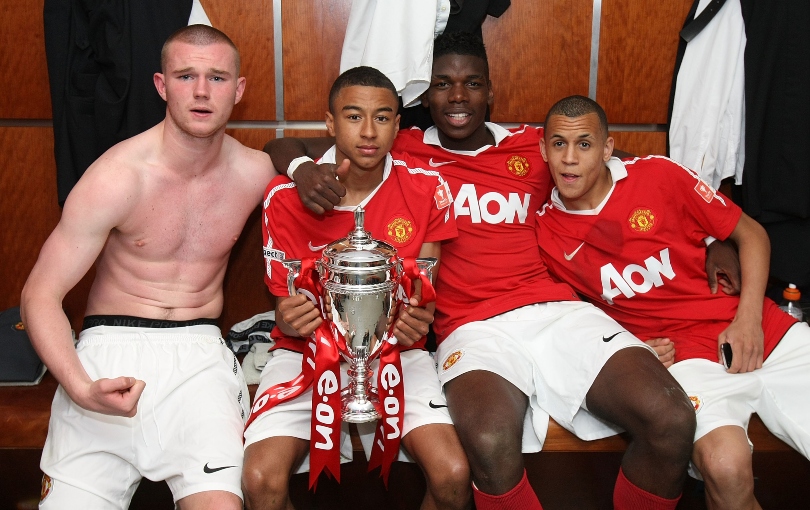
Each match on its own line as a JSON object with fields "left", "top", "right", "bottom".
{"left": 161, "top": 24, "right": 240, "bottom": 74}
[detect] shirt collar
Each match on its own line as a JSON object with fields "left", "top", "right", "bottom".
{"left": 420, "top": 122, "right": 511, "bottom": 156}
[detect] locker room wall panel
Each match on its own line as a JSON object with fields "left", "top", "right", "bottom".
{"left": 0, "top": 127, "right": 93, "bottom": 333}
{"left": 205, "top": 0, "right": 276, "bottom": 121}
{"left": 611, "top": 131, "right": 667, "bottom": 158}
{"left": 283, "top": 129, "right": 330, "bottom": 139}
{"left": 281, "top": 0, "right": 353, "bottom": 121}
{"left": 597, "top": 0, "right": 693, "bottom": 124}
{"left": 226, "top": 127, "right": 276, "bottom": 151}
{"left": 483, "top": 0, "right": 593, "bottom": 123}
{"left": 0, "top": 128, "right": 61, "bottom": 310}
{"left": 0, "top": 0, "right": 50, "bottom": 119}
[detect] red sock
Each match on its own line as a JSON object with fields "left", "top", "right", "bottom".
{"left": 472, "top": 470, "right": 543, "bottom": 510}
{"left": 614, "top": 467, "right": 681, "bottom": 510}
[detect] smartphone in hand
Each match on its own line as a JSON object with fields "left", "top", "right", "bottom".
{"left": 720, "top": 343, "right": 733, "bottom": 370}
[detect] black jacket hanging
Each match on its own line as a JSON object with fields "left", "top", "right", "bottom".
{"left": 44, "top": 0, "right": 193, "bottom": 204}
{"left": 739, "top": 0, "right": 810, "bottom": 286}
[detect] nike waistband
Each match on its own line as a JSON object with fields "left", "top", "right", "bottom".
{"left": 83, "top": 315, "right": 219, "bottom": 330}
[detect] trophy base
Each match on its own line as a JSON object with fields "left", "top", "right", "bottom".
{"left": 342, "top": 395, "right": 381, "bottom": 423}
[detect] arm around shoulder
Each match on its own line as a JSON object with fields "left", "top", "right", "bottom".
{"left": 264, "top": 136, "right": 347, "bottom": 214}
{"left": 263, "top": 136, "right": 335, "bottom": 175}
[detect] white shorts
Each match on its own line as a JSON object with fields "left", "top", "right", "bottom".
{"left": 436, "top": 301, "right": 655, "bottom": 450}
{"left": 244, "top": 348, "right": 452, "bottom": 473}
{"left": 670, "top": 321, "right": 810, "bottom": 458}
{"left": 39, "top": 324, "right": 249, "bottom": 509}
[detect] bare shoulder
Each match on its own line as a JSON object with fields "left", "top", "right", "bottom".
{"left": 62, "top": 129, "right": 157, "bottom": 225}
{"left": 223, "top": 134, "right": 277, "bottom": 190}
{"left": 68, "top": 131, "right": 151, "bottom": 208}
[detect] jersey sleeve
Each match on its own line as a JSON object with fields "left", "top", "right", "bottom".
{"left": 664, "top": 158, "right": 743, "bottom": 242}
{"left": 262, "top": 176, "right": 298, "bottom": 298}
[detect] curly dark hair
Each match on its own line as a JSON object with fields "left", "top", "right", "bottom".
{"left": 433, "top": 31, "right": 489, "bottom": 77}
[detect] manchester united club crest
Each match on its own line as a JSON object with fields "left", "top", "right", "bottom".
{"left": 386, "top": 217, "right": 415, "bottom": 246}
{"left": 442, "top": 350, "right": 464, "bottom": 371}
{"left": 506, "top": 155, "right": 530, "bottom": 178}
{"left": 40, "top": 474, "right": 53, "bottom": 502}
{"left": 628, "top": 208, "right": 656, "bottom": 233}
{"left": 13, "top": 321, "right": 25, "bottom": 331}
{"left": 688, "top": 394, "right": 704, "bottom": 414}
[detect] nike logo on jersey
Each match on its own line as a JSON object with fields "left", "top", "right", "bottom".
{"left": 429, "top": 158, "right": 457, "bottom": 167}
{"left": 428, "top": 400, "right": 448, "bottom": 409}
{"left": 203, "top": 463, "right": 236, "bottom": 474}
{"left": 564, "top": 242, "right": 585, "bottom": 261}
{"left": 308, "top": 241, "right": 328, "bottom": 252}
{"left": 602, "top": 331, "right": 626, "bottom": 342}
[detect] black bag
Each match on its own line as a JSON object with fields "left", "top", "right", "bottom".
{"left": 0, "top": 307, "right": 46, "bottom": 384}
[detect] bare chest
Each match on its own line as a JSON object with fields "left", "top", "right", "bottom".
{"left": 114, "top": 180, "right": 253, "bottom": 262}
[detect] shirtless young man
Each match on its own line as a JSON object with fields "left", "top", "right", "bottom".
{"left": 265, "top": 32, "right": 699, "bottom": 510}
{"left": 242, "top": 66, "right": 470, "bottom": 510}
{"left": 21, "top": 25, "right": 276, "bottom": 509}
{"left": 535, "top": 95, "right": 810, "bottom": 510}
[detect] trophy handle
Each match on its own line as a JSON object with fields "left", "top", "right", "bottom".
{"left": 414, "top": 257, "right": 438, "bottom": 283}
{"left": 280, "top": 259, "right": 302, "bottom": 296}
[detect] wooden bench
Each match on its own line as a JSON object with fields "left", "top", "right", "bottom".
{"left": 0, "top": 371, "right": 793, "bottom": 453}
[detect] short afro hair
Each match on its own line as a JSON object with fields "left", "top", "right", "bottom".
{"left": 432, "top": 31, "right": 489, "bottom": 77}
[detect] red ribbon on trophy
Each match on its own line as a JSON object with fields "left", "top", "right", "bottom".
{"left": 367, "top": 258, "right": 436, "bottom": 485}
{"left": 244, "top": 258, "right": 345, "bottom": 488}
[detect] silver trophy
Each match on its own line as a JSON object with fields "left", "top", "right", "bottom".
{"left": 282, "top": 207, "right": 436, "bottom": 423}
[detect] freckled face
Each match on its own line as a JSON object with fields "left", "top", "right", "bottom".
{"left": 540, "top": 113, "right": 614, "bottom": 210}
{"left": 154, "top": 41, "right": 245, "bottom": 139}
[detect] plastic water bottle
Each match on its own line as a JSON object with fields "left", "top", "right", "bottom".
{"left": 780, "top": 284, "right": 804, "bottom": 322}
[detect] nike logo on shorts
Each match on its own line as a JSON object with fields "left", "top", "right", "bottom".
{"left": 428, "top": 400, "right": 448, "bottom": 409}
{"left": 602, "top": 331, "right": 626, "bottom": 342}
{"left": 308, "top": 241, "right": 328, "bottom": 252}
{"left": 203, "top": 463, "right": 236, "bottom": 474}
{"left": 429, "top": 158, "right": 457, "bottom": 167}
{"left": 564, "top": 242, "right": 585, "bottom": 261}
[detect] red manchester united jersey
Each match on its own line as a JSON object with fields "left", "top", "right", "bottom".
{"left": 263, "top": 148, "right": 457, "bottom": 352}
{"left": 395, "top": 124, "right": 578, "bottom": 342}
{"left": 536, "top": 156, "right": 795, "bottom": 362}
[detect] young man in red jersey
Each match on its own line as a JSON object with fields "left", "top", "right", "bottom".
{"left": 536, "top": 94, "right": 810, "bottom": 510}
{"left": 242, "top": 66, "right": 470, "bottom": 510}
{"left": 265, "top": 33, "right": 705, "bottom": 510}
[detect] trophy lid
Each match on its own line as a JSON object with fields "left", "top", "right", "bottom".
{"left": 321, "top": 207, "right": 397, "bottom": 270}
